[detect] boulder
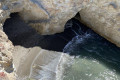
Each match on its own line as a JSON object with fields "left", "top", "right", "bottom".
{"left": 13, "top": 46, "right": 70, "bottom": 80}
{"left": 79, "top": 0, "right": 120, "bottom": 47}
{"left": 19, "top": 0, "right": 87, "bottom": 35}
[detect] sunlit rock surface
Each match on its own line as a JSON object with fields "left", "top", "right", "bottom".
{"left": 0, "top": 0, "right": 23, "bottom": 29}
{"left": 13, "top": 46, "right": 70, "bottom": 80}
{"left": 19, "top": 0, "right": 87, "bottom": 35}
{"left": 0, "top": 1, "right": 22, "bottom": 79}
{"left": 1, "top": 0, "right": 120, "bottom": 79}
{"left": 0, "top": 0, "right": 88, "bottom": 35}
{"left": 79, "top": 0, "right": 120, "bottom": 47}
{"left": 1, "top": 0, "right": 120, "bottom": 47}
{"left": 0, "top": 30, "right": 16, "bottom": 80}
{"left": 0, "top": 30, "right": 13, "bottom": 70}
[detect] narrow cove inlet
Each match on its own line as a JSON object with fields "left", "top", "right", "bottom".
{"left": 3, "top": 13, "right": 120, "bottom": 80}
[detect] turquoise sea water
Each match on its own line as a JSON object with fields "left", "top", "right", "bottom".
{"left": 63, "top": 29, "right": 120, "bottom": 80}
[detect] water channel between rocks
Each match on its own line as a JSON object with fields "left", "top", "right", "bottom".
{"left": 3, "top": 13, "right": 120, "bottom": 80}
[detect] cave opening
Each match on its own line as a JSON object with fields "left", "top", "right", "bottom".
{"left": 2, "top": 12, "right": 120, "bottom": 80}
{"left": 3, "top": 13, "right": 88, "bottom": 52}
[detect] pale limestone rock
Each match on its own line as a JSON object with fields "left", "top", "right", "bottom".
{"left": 79, "top": 0, "right": 120, "bottom": 47}
{"left": 0, "top": 30, "right": 13, "bottom": 70}
{"left": 19, "top": 0, "right": 86, "bottom": 35}
{"left": 2, "top": 0, "right": 120, "bottom": 79}
{"left": 0, "top": 0, "right": 23, "bottom": 29}
{"left": 13, "top": 46, "right": 70, "bottom": 80}
{"left": 0, "top": 0, "right": 88, "bottom": 35}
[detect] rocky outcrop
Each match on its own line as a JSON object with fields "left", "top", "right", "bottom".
{"left": 0, "top": 0, "right": 88, "bottom": 35}
{"left": 13, "top": 46, "right": 70, "bottom": 80}
{"left": 0, "top": 0, "right": 23, "bottom": 29}
{"left": 0, "top": 30, "right": 16, "bottom": 80}
{"left": 19, "top": 0, "right": 88, "bottom": 35}
{"left": 1, "top": 0, "right": 120, "bottom": 48}
{"left": 79, "top": 0, "right": 120, "bottom": 47}
{"left": 1, "top": 0, "right": 120, "bottom": 79}
{"left": 0, "top": 1, "right": 21, "bottom": 79}
{"left": 0, "top": 28, "right": 71, "bottom": 80}
{"left": 0, "top": 30, "right": 13, "bottom": 71}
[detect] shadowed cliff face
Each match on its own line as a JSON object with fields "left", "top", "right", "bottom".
{"left": 3, "top": 13, "right": 86, "bottom": 52}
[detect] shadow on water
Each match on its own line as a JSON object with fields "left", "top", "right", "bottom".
{"left": 3, "top": 13, "right": 120, "bottom": 76}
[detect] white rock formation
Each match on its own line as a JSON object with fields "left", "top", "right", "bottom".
{"left": 19, "top": 0, "right": 87, "bottom": 35}
{"left": 0, "top": 0, "right": 88, "bottom": 35}
{"left": 79, "top": 0, "right": 120, "bottom": 47}
{"left": 13, "top": 46, "right": 70, "bottom": 80}
{"left": 0, "top": 0, "right": 23, "bottom": 29}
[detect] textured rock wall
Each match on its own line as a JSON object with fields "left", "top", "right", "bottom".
{"left": 19, "top": 0, "right": 88, "bottom": 35}
{"left": 0, "top": 30, "right": 13, "bottom": 70}
{"left": 0, "top": 1, "right": 23, "bottom": 79}
{"left": 79, "top": 0, "right": 120, "bottom": 47}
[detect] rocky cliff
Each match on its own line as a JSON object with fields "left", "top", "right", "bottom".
{"left": 0, "top": 30, "right": 15, "bottom": 80}
{"left": 79, "top": 0, "right": 120, "bottom": 47}
{"left": 19, "top": 0, "right": 87, "bottom": 35}
{"left": 1, "top": 0, "right": 120, "bottom": 80}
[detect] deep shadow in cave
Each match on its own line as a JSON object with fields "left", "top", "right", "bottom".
{"left": 3, "top": 13, "right": 87, "bottom": 52}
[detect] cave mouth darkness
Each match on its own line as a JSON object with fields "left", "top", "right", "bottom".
{"left": 3, "top": 13, "right": 88, "bottom": 52}
{"left": 3, "top": 13, "right": 120, "bottom": 80}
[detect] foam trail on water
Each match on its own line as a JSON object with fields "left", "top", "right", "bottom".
{"left": 63, "top": 28, "right": 120, "bottom": 80}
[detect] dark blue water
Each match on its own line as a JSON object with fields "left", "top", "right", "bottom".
{"left": 63, "top": 20, "right": 120, "bottom": 80}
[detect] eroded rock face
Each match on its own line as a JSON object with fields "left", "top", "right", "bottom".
{"left": 1, "top": 0, "right": 120, "bottom": 79}
{"left": 79, "top": 0, "right": 120, "bottom": 47}
{"left": 0, "top": 0, "right": 88, "bottom": 35}
{"left": 19, "top": 0, "right": 87, "bottom": 35}
{"left": 0, "top": 0, "right": 23, "bottom": 29}
{"left": 1, "top": 0, "right": 120, "bottom": 48}
{"left": 0, "top": 30, "right": 16, "bottom": 80}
